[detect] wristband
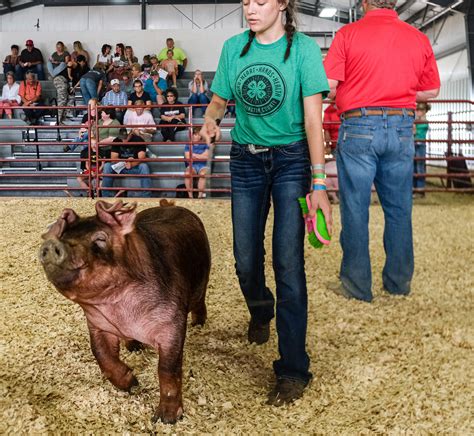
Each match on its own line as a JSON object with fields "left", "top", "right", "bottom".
{"left": 312, "top": 185, "right": 327, "bottom": 191}
{"left": 311, "top": 164, "right": 325, "bottom": 170}
{"left": 313, "top": 180, "right": 327, "bottom": 186}
{"left": 312, "top": 173, "right": 326, "bottom": 179}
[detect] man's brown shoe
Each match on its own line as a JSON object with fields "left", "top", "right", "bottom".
{"left": 266, "top": 377, "right": 309, "bottom": 406}
{"left": 247, "top": 318, "right": 270, "bottom": 345}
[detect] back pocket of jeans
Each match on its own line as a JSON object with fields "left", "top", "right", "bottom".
{"left": 397, "top": 127, "right": 415, "bottom": 157}
{"left": 340, "top": 127, "right": 374, "bottom": 153}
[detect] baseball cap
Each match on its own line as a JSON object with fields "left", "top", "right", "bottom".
{"left": 110, "top": 79, "right": 120, "bottom": 86}
{"left": 26, "top": 39, "right": 34, "bottom": 46}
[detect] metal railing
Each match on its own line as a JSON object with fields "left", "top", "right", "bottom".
{"left": 0, "top": 99, "right": 472, "bottom": 197}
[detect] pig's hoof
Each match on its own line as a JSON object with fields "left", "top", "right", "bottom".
{"left": 125, "top": 339, "right": 145, "bottom": 352}
{"left": 152, "top": 403, "right": 183, "bottom": 425}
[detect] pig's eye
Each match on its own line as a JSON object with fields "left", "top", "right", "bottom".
{"left": 91, "top": 232, "right": 108, "bottom": 250}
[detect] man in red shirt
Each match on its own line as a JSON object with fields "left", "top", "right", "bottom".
{"left": 324, "top": 0, "right": 440, "bottom": 302}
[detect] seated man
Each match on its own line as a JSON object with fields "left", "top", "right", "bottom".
{"left": 123, "top": 99, "right": 157, "bottom": 142}
{"left": 156, "top": 37, "right": 187, "bottom": 78}
{"left": 101, "top": 136, "right": 151, "bottom": 198}
{"left": 101, "top": 78, "right": 128, "bottom": 123}
{"left": 18, "top": 71, "right": 43, "bottom": 124}
{"left": 16, "top": 40, "right": 45, "bottom": 81}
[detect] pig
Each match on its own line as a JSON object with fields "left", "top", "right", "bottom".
{"left": 39, "top": 200, "right": 211, "bottom": 424}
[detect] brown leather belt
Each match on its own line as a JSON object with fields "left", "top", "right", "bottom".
{"left": 343, "top": 109, "right": 415, "bottom": 119}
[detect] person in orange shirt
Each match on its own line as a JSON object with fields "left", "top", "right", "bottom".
{"left": 18, "top": 71, "right": 43, "bottom": 124}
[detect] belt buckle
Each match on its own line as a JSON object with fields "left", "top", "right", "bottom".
{"left": 248, "top": 144, "right": 268, "bottom": 154}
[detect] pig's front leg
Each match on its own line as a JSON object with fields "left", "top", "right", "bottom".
{"left": 88, "top": 325, "right": 138, "bottom": 392}
{"left": 152, "top": 320, "right": 186, "bottom": 424}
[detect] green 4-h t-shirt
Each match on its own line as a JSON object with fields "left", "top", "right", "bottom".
{"left": 211, "top": 31, "right": 329, "bottom": 146}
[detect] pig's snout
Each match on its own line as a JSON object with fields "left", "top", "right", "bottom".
{"left": 39, "top": 239, "right": 67, "bottom": 266}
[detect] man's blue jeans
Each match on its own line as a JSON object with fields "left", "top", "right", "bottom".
{"left": 336, "top": 108, "right": 415, "bottom": 302}
{"left": 102, "top": 162, "right": 152, "bottom": 197}
{"left": 413, "top": 142, "right": 426, "bottom": 189}
{"left": 230, "top": 140, "right": 312, "bottom": 384}
{"left": 80, "top": 78, "right": 97, "bottom": 105}
{"left": 15, "top": 63, "right": 45, "bottom": 81}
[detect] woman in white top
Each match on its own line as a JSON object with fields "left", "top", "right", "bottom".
{"left": 96, "top": 44, "right": 113, "bottom": 68}
{"left": 0, "top": 71, "right": 21, "bottom": 119}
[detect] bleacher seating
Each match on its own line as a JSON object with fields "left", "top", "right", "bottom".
{"left": 0, "top": 72, "right": 233, "bottom": 197}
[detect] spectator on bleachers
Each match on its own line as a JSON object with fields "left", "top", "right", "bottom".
{"left": 3, "top": 45, "right": 20, "bottom": 77}
{"left": 125, "top": 46, "right": 138, "bottom": 66}
{"left": 157, "top": 38, "right": 187, "bottom": 78}
{"left": 149, "top": 55, "right": 160, "bottom": 74}
{"left": 123, "top": 99, "right": 156, "bottom": 142}
{"left": 108, "top": 43, "right": 128, "bottom": 80}
{"left": 102, "top": 136, "right": 151, "bottom": 198}
{"left": 97, "top": 44, "right": 113, "bottom": 70}
{"left": 128, "top": 79, "right": 152, "bottom": 106}
{"left": 18, "top": 71, "right": 43, "bottom": 124}
{"left": 0, "top": 71, "right": 21, "bottom": 119}
{"left": 184, "top": 126, "right": 209, "bottom": 198}
{"left": 98, "top": 107, "right": 121, "bottom": 156}
{"left": 120, "top": 71, "right": 133, "bottom": 95}
{"left": 101, "top": 78, "right": 128, "bottom": 123}
{"left": 142, "top": 55, "right": 152, "bottom": 73}
{"left": 161, "top": 50, "right": 178, "bottom": 88}
{"left": 80, "top": 63, "right": 106, "bottom": 104}
{"left": 68, "top": 54, "right": 89, "bottom": 90}
{"left": 64, "top": 98, "right": 97, "bottom": 152}
{"left": 16, "top": 40, "right": 45, "bottom": 80}
{"left": 144, "top": 70, "right": 166, "bottom": 105}
{"left": 47, "top": 41, "right": 70, "bottom": 79}
{"left": 159, "top": 87, "right": 186, "bottom": 142}
{"left": 130, "top": 63, "right": 149, "bottom": 84}
{"left": 188, "top": 69, "right": 210, "bottom": 116}
{"left": 70, "top": 41, "right": 89, "bottom": 66}
{"left": 76, "top": 136, "right": 105, "bottom": 194}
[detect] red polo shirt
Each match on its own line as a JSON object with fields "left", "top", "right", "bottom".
{"left": 324, "top": 9, "right": 440, "bottom": 115}
{"left": 323, "top": 104, "right": 340, "bottom": 148}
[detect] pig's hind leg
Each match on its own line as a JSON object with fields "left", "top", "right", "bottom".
{"left": 88, "top": 327, "right": 139, "bottom": 392}
{"left": 191, "top": 292, "right": 207, "bottom": 327}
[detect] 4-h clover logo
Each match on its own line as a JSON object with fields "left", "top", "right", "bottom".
{"left": 235, "top": 63, "right": 286, "bottom": 117}
{"left": 247, "top": 80, "right": 267, "bottom": 100}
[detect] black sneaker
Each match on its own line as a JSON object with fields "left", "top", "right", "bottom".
{"left": 267, "top": 377, "right": 309, "bottom": 406}
{"left": 247, "top": 318, "right": 270, "bottom": 345}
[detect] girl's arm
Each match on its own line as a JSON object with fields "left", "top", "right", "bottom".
{"left": 304, "top": 93, "right": 333, "bottom": 235}
{"left": 201, "top": 94, "right": 227, "bottom": 145}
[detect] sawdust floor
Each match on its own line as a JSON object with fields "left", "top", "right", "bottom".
{"left": 0, "top": 195, "right": 473, "bottom": 434}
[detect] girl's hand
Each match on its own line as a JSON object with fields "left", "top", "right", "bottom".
{"left": 308, "top": 189, "right": 333, "bottom": 235}
{"left": 200, "top": 119, "right": 221, "bottom": 146}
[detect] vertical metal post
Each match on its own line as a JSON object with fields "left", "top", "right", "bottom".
{"left": 446, "top": 111, "right": 453, "bottom": 189}
{"left": 141, "top": 0, "right": 147, "bottom": 30}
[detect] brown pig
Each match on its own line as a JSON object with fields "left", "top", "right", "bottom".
{"left": 39, "top": 200, "right": 210, "bottom": 424}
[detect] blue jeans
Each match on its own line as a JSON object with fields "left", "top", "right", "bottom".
{"left": 336, "top": 108, "right": 415, "bottom": 302}
{"left": 15, "top": 63, "right": 45, "bottom": 81}
{"left": 102, "top": 162, "right": 152, "bottom": 197}
{"left": 80, "top": 78, "right": 97, "bottom": 104}
{"left": 230, "top": 140, "right": 312, "bottom": 383}
{"left": 188, "top": 93, "right": 209, "bottom": 117}
{"left": 47, "top": 61, "right": 67, "bottom": 78}
{"left": 413, "top": 142, "right": 426, "bottom": 189}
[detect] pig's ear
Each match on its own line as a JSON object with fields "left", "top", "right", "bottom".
{"left": 95, "top": 200, "right": 137, "bottom": 235}
{"left": 41, "top": 209, "right": 79, "bottom": 240}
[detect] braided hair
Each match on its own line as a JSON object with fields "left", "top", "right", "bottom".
{"left": 240, "top": 0, "right": 297, "bottom": 62}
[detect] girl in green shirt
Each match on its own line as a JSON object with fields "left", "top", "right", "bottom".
{"left": 201, "top": 0, "right": 332, "bottom": 407}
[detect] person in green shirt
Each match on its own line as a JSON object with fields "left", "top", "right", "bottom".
{"left": 413, "top": 102, "right": 430, "bottom": 197}
{"left": 201, "top": 0, "right": 332, "bottom": 407}
{"left": 156, "top": 38, "right": 187, "bottom": 78}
